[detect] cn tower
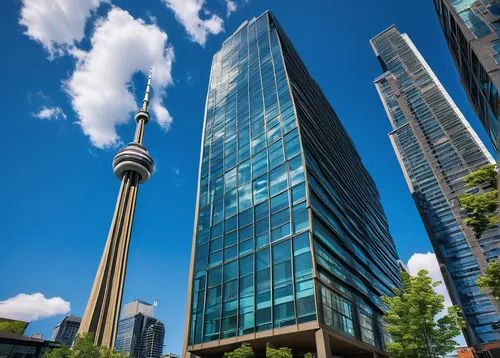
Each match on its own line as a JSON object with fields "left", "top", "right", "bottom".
{"left": 78, "top": 68, "right": 155, "bottom": 347}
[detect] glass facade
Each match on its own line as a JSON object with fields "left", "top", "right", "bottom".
{"left": 372, "top": 26, "right": 499, "bottom": 346}
{"left": 186, "top": 11, "right": 402, "bottom": 353}
{"left": 116, "top": 302, "right": 165, "bottom": 358}
{"left": 51, "top": 315, "right": 81, "bottom": 347}
{"left": 434, "top": 0, "right": 499, "bottom": 152}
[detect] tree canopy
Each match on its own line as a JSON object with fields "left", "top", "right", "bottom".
{"left": 381, "top": 270, "right": 464, "bottom": 358}
{"left": 464, "top": 164, "right": 497, "bottom": 188}
{"left": 477, "top": 260, "right": 500, "bottom": 301}
{"left": 458, "top": 164, "right": 498, "bottom": 239}
{"left": 266, "top": 344, "right": 292, "bottom": 358}
{"left": 44, "top": 333, "right": 126, "bottom": 358}
{"left": 223, "top": 343, "right": 254, "bottom": 358}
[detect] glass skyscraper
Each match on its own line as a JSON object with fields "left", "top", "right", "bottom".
{"left": 433, "top": 0, "right": 499, "bottom": 152}
{"left": 115, "top": 300, "right": 165, "bottom": 358}
{"left": 371, "top": 26, "right": 499, "bottom": 348}
{"left": 51, "top": 315, "right": 81, "bottom": 347}
{"left": 184, "top": 11, "right": 401, "bottom": 357}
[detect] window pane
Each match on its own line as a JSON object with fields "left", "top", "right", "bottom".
{"left": 224, "top": 246, "right": 237, "bottom": 261}
{"left": 253, "top": 175, "right": 268, "bottom": 204}
{"left": 270, "top": 164, "right": 288, "bottom": 196}
{"left": 284, "top": 129, "right": 300, "bottom": 159}
{"left": 252, "top": 150, "right": 268, "bottom": 178}
{"left": 223, "top": 279, "right": 238, "bottom": 301}
{"left": 272, "top": 224, "right": 290, "bottom": 242}
{"left": 240, "top": 255, "right": 253, "bottom": 276}
{"left": 210, "top": 238, "right": 222, "bottom": 253}
{"left": 225, "top": 216, "right": 237, "bottom": 232}
{"left": 239, "top": 225, "right": 253, "bottom": 242}
{"left": 292, "top": 182, "right": 305, "bottom": 203}
{"left": 292, "top": 202, "right": 309, "bottom": 233}
{"left": 273, "top": 240, "right": 291, "bottom": 264}
{"left": 256, "top": 269, "right": 270, "bottom": 293}
{"left": 223, "top": 261, "right": 237, "bottom": 281}
{"left": 255, "top": 200, "right": 269, "bottom": 221}
{"left": 271, "top": 191, "right": 289, "bottom": 213}
{"left": 293, "top": 232, "right": 310, "bottom": 255}
{"left": 288, "top": 156, "right": 304, "bottom": 185}
{"left": 225, "top": 189, "right": 237, "bottom": 217}
{"left": 273, "top": 301, "right": 295, "bottom": 327}
{"left": 238, "top": 183, "right": 252, "bottom": 212}
{"left": 240, "top": 274, "right": 254, "bottom": 297}
{"left": 271, "top": 208, "right": 290, "bottom": 228}
{"left": 225, "top": 231, "right": 237, "bottom": 247}
{"left": 209, "top": 251, "right": 222, "bottom": 267}
{"left": 208, "top": 266, "right": 222, "bottom": 287}
{"left": 238, "top": 159, "right": 251, "bottom": 184}
{"left": 239, "top": 239, "right": 253, "bottom": 256}
{"left": 294, "top": 252, "right": 312, "bottom": 281}
{"left": 268, "top": 139, "right": 284, "bottom": 168}
{"left": 239, "top": 208, "right": 253, "bottom": 228}
{"left": 256, "top": 248, "right": 270, "bottom": 271}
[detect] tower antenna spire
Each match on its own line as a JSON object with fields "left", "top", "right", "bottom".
{"left": 142, "top": 66, "right": 153, "bottom": 111}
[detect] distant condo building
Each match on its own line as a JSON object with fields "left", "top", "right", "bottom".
{"left": 371, "top": 26, "right": 499, "bottom": 349}
{"left": 433, "top": 0, "right": 499, "bottom": 152}
{"left": 51, "top": 315, "right": 81, "bottom": 347}
{"left": 183, "top": 11, "right": 402, "bottom": 357}
{"left": 115, "top": 300, "right": 165, "bottom": 358}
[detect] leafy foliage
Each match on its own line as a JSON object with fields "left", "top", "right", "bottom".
{"left": 0, "top": 320, "right": 28, "bottom": 334}
{"left": 44, "top": 333, "right": 126, "bottom": 358}
{"left": 459, "top": 191, "right": 498, "bottom": 237}
{"left": 381, "top": 270, "right": 464, "bottom": 358}
{"left": 304, "top": 353, "right": 313, "bottom": 358}
{"left": 477, "top": 260, "right": 500, "bottom": 301}
{"left": 266, "top": 344, "right": 292, "bottom": 358}
{"left": 458, "top": 165, "right": 498, "bottom": 239}
{"left": 44, "top": 346, "right": 71, "bottom": 358}
{"left": 464, "top": 164, "right": 497, "bottom": 188}
{"left": 223, "top": 343, "right": 254, "bottom": 358}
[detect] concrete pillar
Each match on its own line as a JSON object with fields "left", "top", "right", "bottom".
{"left": 315, "top": 328, "right": 331, "bottom": 358}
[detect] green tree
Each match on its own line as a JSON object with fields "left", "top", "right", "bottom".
{"left": 381, "top": 270, "right": 464, "bottom": 358}
{"left": 44, "top": 333, "right": 126, "bottom": 358}
{"left": 266, "top": 343, "right": 292, "bottom": 358}
{"left": 477, "top": 260, "right": 500, "bottom": 301}
{"left": 464, "top": 164, "right": 497, "bottom": 188}
{"left": 223, "top": 343, "right": 254, "bottom": 358}
{"left": 458, "top": 165, "right": 498, "bottom": 239}
{"left": 44, "top": 346, "right": 71, "bottom": 358}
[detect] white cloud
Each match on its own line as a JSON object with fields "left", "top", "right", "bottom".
{"left": 65, "top": 7, "right": 175, "bottom": 148}
{"left": 0, "top": 293, "right": 70, "bottom": 322}
{"left": 225, "top": 0, "right": 237, "bottom": 16}
{"left": 32, "top": 106, "right": 67, "bottom": 120}
{"left": 19, "top": 0, "right": 106, "bottom": 58}
{"left": 407, "top": 252, "right": 452, "bottom": 307}
{"left": 163, "top": 0, "right": 223, "bottom": 46}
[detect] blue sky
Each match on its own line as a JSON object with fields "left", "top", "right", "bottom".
{"left": 0, "top": 0, "right": 493, "bottom": 354}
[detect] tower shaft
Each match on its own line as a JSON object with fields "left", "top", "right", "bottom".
{"left": 78, "top": 68, "right": 154, "bottom": 348}
{"left": 78, "top": 170, "right": 140, "bottom": 347}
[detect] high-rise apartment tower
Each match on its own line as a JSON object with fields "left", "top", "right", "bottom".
{"left": 115, "top": 300, "right": 165, "bottom": 358}
{"left": 433, "top": 0, "right": 499, "bottom": 152}
{"left": 183, "top": 11, "right": 402, "bottom": 357}
{"left": 51, "top": 315, "right": 81, "bottom": 347}
{"left": 371, "top": 26, "right": 499, "bottom": 348}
